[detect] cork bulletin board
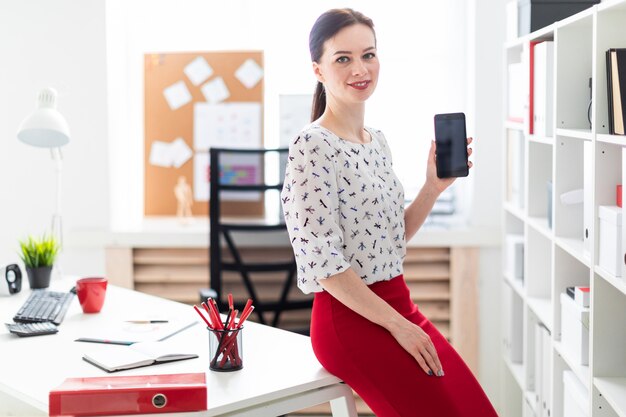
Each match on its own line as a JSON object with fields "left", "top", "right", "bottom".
{"left": 144, "top": 51, "right": 264, "bottom": 217}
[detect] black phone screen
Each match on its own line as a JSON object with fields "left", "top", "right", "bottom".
{"left": 434, "top": 113, "right": 468, "bottom": 178}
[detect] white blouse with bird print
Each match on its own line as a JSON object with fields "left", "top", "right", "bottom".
{"left": 281, "top": 123, "right": 406, "bottom": 294}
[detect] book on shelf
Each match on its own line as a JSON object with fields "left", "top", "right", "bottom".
{"left": 534, "top": 322, "right": 551, "bottom": 413}
{"left": 583, "top": 141, "right": 593, "bottom": 258}
{"left": 563, "top": 370, "right": 589, "bottom": 417}
{"left": 505, "top": 234, "right": 524, "bottom": 281}
{"left": 83, "top": 341, "right": 199, "bottom": 372}
{"left": 574, "top": 287, "right": 590, "bottom": 308}
{"left": 607, "top": 49, "right": 614, "bottom": 133}
{"left": 508, "top": 61, "right": 524, "bottom": 122}
{"left": 533, "top": 41, "right": 554, "bottom": 138}
{"left": 606, "top": 48, "right": 626, "bottom": 135}
{"left": 523, "top": 41, "right": 542, "bottom": 135}
{"left": 507, "top": 129, "right": 525, "bottom": 208}
{"left": 533, "top": 322, "right": 552, "bottom": 414}
{"left": 504, "top": 286, "right": 523, "bottom": 364}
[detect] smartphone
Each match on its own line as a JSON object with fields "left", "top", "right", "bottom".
{"left": 434, "top": 112, "right": 469, "bottom": 178}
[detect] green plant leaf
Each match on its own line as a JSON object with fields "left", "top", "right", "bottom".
{"left": 18, "top": 234, "right": 59, "bottom": 268}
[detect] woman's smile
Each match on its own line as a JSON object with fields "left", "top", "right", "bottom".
{"left": 348, "top": 80, "right": 371, "bottom": 90}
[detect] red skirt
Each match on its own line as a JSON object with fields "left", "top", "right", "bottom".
{"left": 311, "top": 275, "right": 498, "bottom": 417}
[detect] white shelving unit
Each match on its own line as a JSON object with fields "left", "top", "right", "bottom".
{"left": 502, "top": 2, "right": 626, "bottom": 416}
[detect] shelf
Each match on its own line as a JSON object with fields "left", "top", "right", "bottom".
{"left": 527, "top": 216, "right": 553, "bottom": 240}
{"left": 506, "top": 24, "right": 555, "bottom": 50}
{"left": 503, "top": 202, "right": 526, "bottom": 221}
{"left": 504, "top": 38, "right": 524, "bottom": 50}
{"left": 555, "top": 128, "right": 593, "bottom": 140}
{"left": 599, "top": 0, "right": 626, "bottom": 12}
{"left": 595, "top": 265, "right": 626, "bottom": 296}
{"left": 594, "top": 377, "right": 626, "bottom": 417}
{"left": 528, "top": 135, "right": 554, "bottom": 145}
{"left": 555, "top": 4, "right": 595, "bottom": 28}
{"left": 527, "top": 296, "right": 553, "bottom": 332}
{"left": 504, "top": 355, "right": 525, "bottom": 389}
{"left": 524, "top": 390, "right": 539, "bottom": 414}
{"left": 504, "top": 272, "right": 525, "bottom": 298}
{"left": 505, "top": 120, "right": 524, "bottom": 131}
{"left": 555, "top": 237, "right": 591, "bottom": 267}
{"left": 503, "top": 3, "right": 626, "bottom": 415}
{"left": 554, "top": 341, "right": 590, "bottom": 391}
{"left": 597, "top": 133, "right": 626, "bottom": 146}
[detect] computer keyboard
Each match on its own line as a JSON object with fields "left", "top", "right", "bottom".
{"left": 6, "top": 322, "right": 59, "bottom": 337}
{"left": 13, "top": 289, "right": 75, "bottom": 326}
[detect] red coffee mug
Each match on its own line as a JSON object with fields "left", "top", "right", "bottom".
{"left": 76, "top": 277, "right": 108, "bottom": 313}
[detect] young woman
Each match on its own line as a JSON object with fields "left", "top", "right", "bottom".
{"left": 281, "top": 8, "right": 498, "bottom": 417}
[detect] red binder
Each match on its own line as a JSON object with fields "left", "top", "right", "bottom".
{"left": 49, "top": 373, "right": 207, "bottom": 416}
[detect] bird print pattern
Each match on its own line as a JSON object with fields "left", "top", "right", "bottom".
{"left": 281, "top": 123, "right": 406, "bottom": 294}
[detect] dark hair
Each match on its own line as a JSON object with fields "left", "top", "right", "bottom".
{"left": 309, "top": 8, "right": 375, "bottom": 122}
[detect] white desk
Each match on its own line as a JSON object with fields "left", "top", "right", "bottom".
{"left": 0, "top": 279, "right": 357, "bottom": 417}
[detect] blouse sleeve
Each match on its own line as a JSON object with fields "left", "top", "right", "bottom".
{"left": 375, "top": 129, "right": 393, "bottom": 165}
{"left": 281, "top": 131, "right": 351, "bottom": 292}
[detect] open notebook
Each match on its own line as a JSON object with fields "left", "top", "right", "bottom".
{"left": 83, "top": 341, "right": 199, "bottom": 372}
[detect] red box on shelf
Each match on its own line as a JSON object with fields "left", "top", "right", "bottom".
{"left": 617, "top": 185, "right": 622, "bottom": 208}
{"left": 49, "top": 373, "right": 207, "bottom": 416}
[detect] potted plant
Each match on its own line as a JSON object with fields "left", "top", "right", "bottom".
{"left": 19, "top": 234, "right": 59, "bottom": 289}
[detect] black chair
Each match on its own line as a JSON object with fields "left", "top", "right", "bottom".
{"left": 203, "top": 147, "right": 312, "bottom": 333}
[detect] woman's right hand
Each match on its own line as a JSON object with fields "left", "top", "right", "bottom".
{"left": 388, "top": 318, "right": 444, "bottom": 376}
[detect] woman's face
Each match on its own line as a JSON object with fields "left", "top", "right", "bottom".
{"left": 313, "top": 23, "right": 379, "bottom": 106}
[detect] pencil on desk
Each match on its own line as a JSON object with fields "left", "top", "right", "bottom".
{"left": 201, "top": 297, "right": 253, "bottom": 369}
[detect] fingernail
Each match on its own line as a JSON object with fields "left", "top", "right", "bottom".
{"left": 438, "top": 370, "right": 445, "bottom": 377}
{"left": 428, "top": 370, "right": 433, "bottom": 376}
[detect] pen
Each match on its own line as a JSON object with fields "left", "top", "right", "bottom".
{"left": 124, "top": 320, "right": 169, "bottom": 324}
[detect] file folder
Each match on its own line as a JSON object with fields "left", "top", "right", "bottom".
{"left": 49, "top": 372, "right": 207, "bottom": 416}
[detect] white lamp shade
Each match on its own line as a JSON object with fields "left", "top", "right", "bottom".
{"left": 17, "top": 88, "right": 70, "bottom": 148}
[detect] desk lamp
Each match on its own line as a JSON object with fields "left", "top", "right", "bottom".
{"left": 16, "top": 87, "right": 71, "bottom": 251}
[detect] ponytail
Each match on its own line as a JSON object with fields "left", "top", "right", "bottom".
{"left": 311, "top": 81, "right": 326, "bottom": 122}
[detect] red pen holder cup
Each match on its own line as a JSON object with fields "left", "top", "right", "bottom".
{"left": 76, "top": 277, "right": 108, "bottom": 313}
{"left": 208, "top": 326, "right": 243, "bottom": 372}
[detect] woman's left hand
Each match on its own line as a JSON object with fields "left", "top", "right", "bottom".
{"left": 425, "top": 137, "right": 474, "bottom": 194}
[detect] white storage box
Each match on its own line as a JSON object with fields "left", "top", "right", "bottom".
{"left": 563, "top": 370, "right": 589, "bottom": 417}
{"left": 560, "top": 293, "right": 589, "bottom": 365}
{"left": 598, "top": 205, "right": 622, "bottom": 277}
{"left": 506, "top": 234, "right": 524, "bottom": 281}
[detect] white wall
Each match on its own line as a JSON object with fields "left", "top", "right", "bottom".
{"left": 0, "top": 0, "right": 109, "bottom": 276}
{"left": 105, "top": 0, "right": 469, "bottom": 228}
{"left": 467, "top": 0, "right": 507, "bottom": 410}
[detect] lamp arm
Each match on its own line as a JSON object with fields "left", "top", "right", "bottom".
{"left": 50, "top": 147, "right": 63, "bottom": 249}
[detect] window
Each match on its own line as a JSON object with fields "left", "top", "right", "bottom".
{"left": 107, "top": 0, "right": 471, "bottom": 228}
